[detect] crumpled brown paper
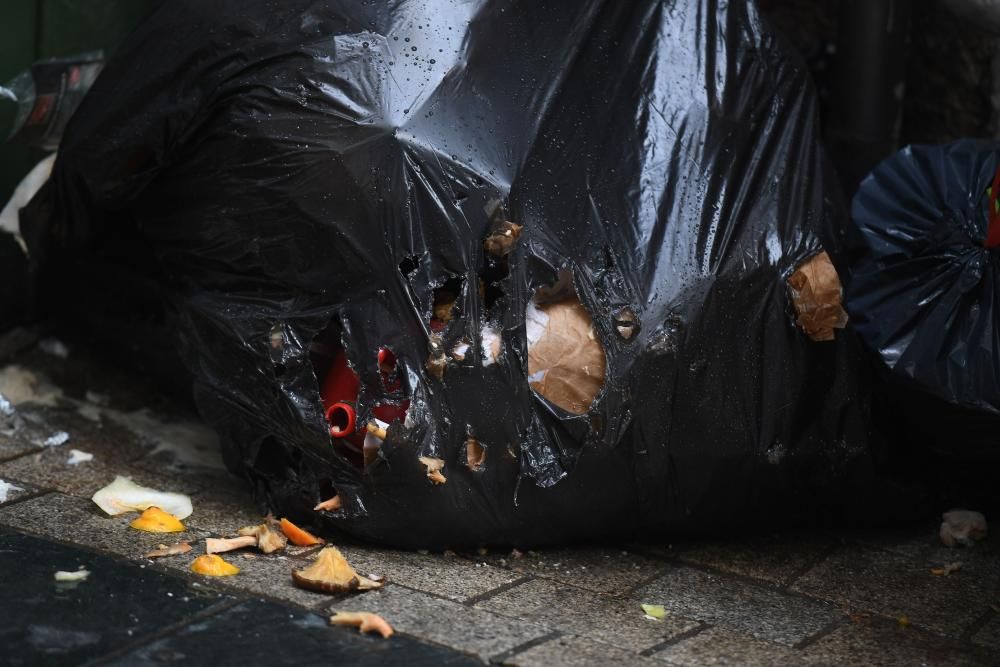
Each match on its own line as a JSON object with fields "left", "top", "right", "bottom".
{"left": 787, "top": 250, "right": 849, "bottom": 342}
{"left": 527, "top": 297, "right": 606, "bottom": 414}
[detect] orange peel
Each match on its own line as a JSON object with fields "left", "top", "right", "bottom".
{"left": 130, "top": 507, "right": 185, "bottom": 533}
{"left": 190, "top": 554, "right": 240, "bottom": 576}
{"left": 280, "top": 518, "right": 323, "bottom": 546}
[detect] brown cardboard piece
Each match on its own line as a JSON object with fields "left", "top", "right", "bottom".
{"left": 787, "top": 250, "right": 849, "bottom": 342}
{"left": 527, "top": 297, "right": 606, "bottom": 414}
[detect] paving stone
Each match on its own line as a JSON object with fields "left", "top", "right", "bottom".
{"left": 180, "top": 473, "right": 265, "bottom": 536}
{"left": 154, "top": 546, "right": 335, "bottom": 610}
{"left": 652, "top": 626, "right": 805, "bottom": 665}
{"left": 0, "top": 527, "right": 230, "bottom": 667}
{"left": 799, "top": 621, "right": 991, "bottom": 666}
{"left": 340, "top": 546, "right": 522, "bottom": 603}
{"left": 503, "top": 634, "right": 665, "bottom": 667}
{"left": 494, "top": 547, "right": 669, "bottom": 595}
{"left": 972, "top": 614, "right": 1000, "bottom": 651}
{"left": 0, "top": 446, "right": 204, "bottom": 499}
{"left": 0, "top": 429, "right": 40, "bottom": 461}
{"left": 477, "top": 578, "right": 699, "bottom": 652}
{"left": 792, "top": 543, "right": 1000, "bottom": 637}
{"left": 0, "top": 492, "right": 210, "bottom": 561}
{"left": 669, "top": 533, "right": 834, "bottom": 587}
{"left": 13, "top": 399, "right": 154, "bottom": 463}
{"left": 636, "top": 564, "right": 839, "bottom": 646}
{"left": 327, "top": 584, "right": 551, "bottom": 659}
{"left": 0, "top": 475, "right": 40, "bottom": 505}
{"left": 106, "top": 598, "right": 479, "bottom": 666}
{"left": 851, "top": 521, "right": 1000, "bottom": 564}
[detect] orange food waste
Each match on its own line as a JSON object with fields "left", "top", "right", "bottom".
{"left": 130, "top": 507, "right": 185, "bottom": 533}
{"left": 190, "top": 554, "right": 240, "bottom": 576}
{"left": 280, "top": 518, "right": 323, "bottom": 546}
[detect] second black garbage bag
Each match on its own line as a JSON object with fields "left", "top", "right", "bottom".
{"left": 847, "top": 139, "right": 1000, "bottom": 469}
{"left": 22, "top": 0, "right": 881, "bottom": 547}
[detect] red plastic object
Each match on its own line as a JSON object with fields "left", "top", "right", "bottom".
{"left": 985, "top": 164, "right": 1000, "bottom": 248}
{"left": 320, "top": 348, "right": 410, "bottom": 440}
{"left": 321, "top": 349, "right": 360, "bottom": 438}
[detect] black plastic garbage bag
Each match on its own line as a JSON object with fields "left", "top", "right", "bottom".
{"left": 847, "top": 139, "right": 1000, "bottom": 468}
{"left": 22, "top": 0, "right": 884, "bottom": 547}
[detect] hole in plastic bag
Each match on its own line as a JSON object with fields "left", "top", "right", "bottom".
{"left": 398, "top": 255, "right": 420, "bottom": 278}
{"left": 431, "top": 276, "right": 462, "bottom": 331}
{"left": 526, "top": 271, "right": 606, "bottom": 415}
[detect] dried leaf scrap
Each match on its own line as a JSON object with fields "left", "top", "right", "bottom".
{"left": 144, "top": 542, "right": 192, "bottom": 558}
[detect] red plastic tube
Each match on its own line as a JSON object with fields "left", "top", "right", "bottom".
{"left": 321, "top": 349, "right": 360, "bottom": 438}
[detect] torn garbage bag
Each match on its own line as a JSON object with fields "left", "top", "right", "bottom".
{"left": 21, "top": 0, "right": 884, "bottom": 547}
{"left": 847, "top": 140, "right": 1000, "bottom": 466}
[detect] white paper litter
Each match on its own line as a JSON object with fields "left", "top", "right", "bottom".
{"left": 0, "top": 394, "right": 14, "bottom": 418}
{"left": 481, "top": 325, "right": 502, "bottom": 366}
{"left": 67, "top": 449, "right": 94, "bottom": 466}
{"left": 43, "top": 432, "right": 70, "bottom": 447}
{"left": 524, "top": 301, "right": 549, "bottom": 349}
{"left": 0, "top": 479, "right": 24, "bottom": 503}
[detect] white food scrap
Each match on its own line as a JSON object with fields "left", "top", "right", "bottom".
{"left": 91, "top": 476, "right": 193, "bottom": 519}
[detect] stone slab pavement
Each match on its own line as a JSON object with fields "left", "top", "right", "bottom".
{"left": 1, "top": 333, "right": 998, "bottom": 665}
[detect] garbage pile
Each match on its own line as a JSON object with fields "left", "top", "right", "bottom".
{"left": 18, "top": 0, "right": 889, "bottom": 547}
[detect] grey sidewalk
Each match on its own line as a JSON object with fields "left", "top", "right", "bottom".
{"left": 1, "top": 334, "right": 998, "bottom": 665}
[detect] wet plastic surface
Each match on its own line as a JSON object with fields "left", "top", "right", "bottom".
{"left": 23, "top": 0, "right": 885, "bottom": 547}
{"left": 847, "top": 139, "right": 1000, "bottom": 468}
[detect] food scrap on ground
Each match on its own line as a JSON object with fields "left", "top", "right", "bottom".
{"left": 205, "top": 535, "right": 257, "bottom": 554}
{"left": 314, "top": 495, "right": 342, "bottom": 512}
{"left": 641, "top": 604, "right": 667, "bottom": 620}
{"left": 54, "top": 568, "right": 90, "bottom": 582}
{"left": 129, "top": 507, "right": 185, "bottom": 533}
{"left": 92, "top": 476, "right": 193, "bottom": 519}
{"left": 418, "top": 456, "right": 447, "bottom": 485}
{"left": 144, "top": 542, "right": 192, "bottom": 559}
{"left": 190, "top": 554, "right": 240, "bottom": 576}
{"left": 280, "top": 518, "right": 323, "bottom": 546}
{"left": 330, "top": 612, "right": 394, "bottom": 638}
{"left": 66, "top": 449, "right": 93, "bottom": 465}
{"left": 292, "top": 546, "right": 384, "bottom": 593}
{"left": 939, "top": 509, "right": 987, "bottom": 547}
{"left": 930, "top": 562, "right": 963, "bottom": 576}
{"left": 237, "top": 520, "right": 287, "bottom": 553}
